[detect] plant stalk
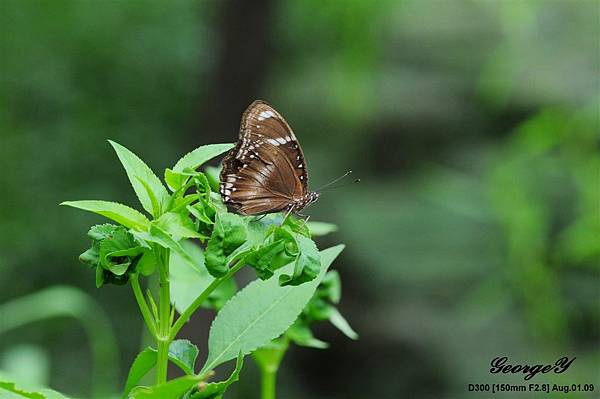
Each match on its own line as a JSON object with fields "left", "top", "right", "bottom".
{"left": 260, "top": 367, "right": 277, "bottom": 399}
{"left": 131, "top": 274, "right": 157, "bottom": 338}
{"left": 156, "top": 248, "right": 171, "bottom": 385}
{"left": 253, "top": 337, "right": 289, "bottom": 399}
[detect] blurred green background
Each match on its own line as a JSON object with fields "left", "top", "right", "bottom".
{"left": 1, "top": 0, "right": 598, "bottom": 398}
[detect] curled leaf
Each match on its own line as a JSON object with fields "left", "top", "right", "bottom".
{"left": 205, "top": 213, "right": 247, "bottom": 277}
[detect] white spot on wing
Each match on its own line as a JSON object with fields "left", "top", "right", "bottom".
{"left": 276, "top": 137, "right": 286, "bottom": 144}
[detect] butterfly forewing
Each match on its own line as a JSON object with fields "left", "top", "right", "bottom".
{"left": 220, "top": 100, "right": 316, "bottom": 215}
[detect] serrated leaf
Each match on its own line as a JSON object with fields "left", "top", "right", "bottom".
{"left": 122, "top": 348, "right": 156, "bottom": 399}
{"left": 172, "top": 143, "right": 234, "bottom": 172}
{"left": 108, "top": 140, "right": 169, "bottom": 216}
{"left": 155, "top": 212, "right": 202, "bottom": 239}
{"left": 328, "top": 307, "right": 359, "bottom": 340}
{"left": 191, "top": 354, "right": 243, "bottom": 399}
{"left": 60, "top": 200, "right": 150, "bottom": 230}
{"left": 127, "top": 375, "right": 199, "bottom": 399}
{"left": 201, "top": 245, "right": 344, "bottom": 373}
{"left": 168, "top": 340, "right": 199, "bottom": 375}
{"left": 307, "top": 221, "right": 338, "bottom": 236}
{"left": 167, "top": 144, "right": 234, "bottom": 191}
{"left": 132, "top": 225, "right": 196, "bottom": 268}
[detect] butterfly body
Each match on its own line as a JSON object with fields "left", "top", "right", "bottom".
{"left": 220, "top": 100, "right": 319, "bottom": 216}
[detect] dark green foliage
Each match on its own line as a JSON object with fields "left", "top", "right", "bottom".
{"left": 205, "top": 213, "right": 248, "bottom": 277}
{"left": 79, "top": 224, "right": 146, "bottom": 287}
{"left": 286, "top": 270, "right": 357, "bottom": 349}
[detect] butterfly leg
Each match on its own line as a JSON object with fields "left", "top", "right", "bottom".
{"left": 253, "top": 214, "right": 268, "bottom": 222}
{"left": 281, "top": 206, "right": 295, "bottom": 225}
{"left": 297, "top": 215, "right": 310, "bottom": 230}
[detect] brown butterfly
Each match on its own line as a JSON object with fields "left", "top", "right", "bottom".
{"left": 220, "top": 100, "right": 319, "bottom": 216}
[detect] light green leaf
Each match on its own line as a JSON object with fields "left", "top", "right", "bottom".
{"left": 170, "top": 241, "right": 212, "bottom": 313}
{"left": 328, "top": 307, "right": 359, "bottom": 340}
{"left": 307, "top": 221, "right": 338, "bottom": 236}
{"left": 127, "top": 375, "right": 199, "bottom": 399}
{"left": 172, "top": 144, "right": 233, "bottom": 173}
{"left": 286, "top": 321, "right": 329, "bottom": 349}
{"left": 201, "top": 245, "right": 344, "bottom": 373}
{"left": 60, "top": 200, "right": 150, "bottom": 230}
{"left": 155, "top": 212, "right": 202, "bottom": 239}
{"left": 170, "top": 242, "right": 236, "bottom": 314}
{"left": 132, "top": 224, "right": 196, "bottom": 268}
{"left": 122, "top": 348, "right": 156, "bottom": 399}
{"left": 168, "top": 339, "right": 199, "bottom": 375}
{"left": 191, "top": 353, "right": 243, "bottom": 399}
{"left": 0, "top": 372, "right": 71, "bottom": 398}
{"left": 167, "top": 144, "right": 234, "bottom": 191}
{"left": 108, "top": 140, "right": 169, "bottom": 216}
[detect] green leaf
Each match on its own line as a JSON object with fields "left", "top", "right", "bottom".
{"left": 170, "top": 241, "right": 236, "bottom": 314}
{"left": 279, "top": 234, "right": 321, "bottom": 286}
{"left": 60, "top": 200, "right": 150, "bottom": 230}
{"left": 122, "top": 348, "right": 156, "bottom": 399}
{"left": 127, "top": 375, "right": 199, "bottom": 399}
{"left": 168, "top": 339, "right": 199, "bottom": 375}
{"left": 136, "top": 251, "right": 157, "bottom": 276}
{"left": 79, "top": 224, "right": 145, "bottom": 287}
{"left": 172, "top": 144, "right": 234, "bottom": 174}
{"left": 190, "top": 353, "right": 243, "bottom": 399}
{"left": 166, "top": 144, "right": 234, "bottom": 191}
{"left": 328, "top": 307, "right": 359, "bottom": 340}
{"left": 286, "top": 321, "right": 329, "bottom": 349}
{"left": 307, "top": 221, "right": 338, "bottom": 236}
{"left": 0, "top": 372, "right": 71, "bottom": 398}
{"left": 155, "top": 212, "right": 202, "bottom": 239}
{"left": 108, "top": 140, "right": 169, "bottom": 216}
{"left": 122, "top": 342, "right": 198, "bottom": 397}
{"left": 283, "top": 217, "right": 311, "bottom": 238}
{"left": 201, "top": 245, "right": 344, "bottom": 373}
{"left": 245, "top": 240, "right": 286, "bottom": 280}
{"left": 132, "top": 224, "right": 196, "bottom": 268}
{"left": 98, "top": 227, "right": 144, "bottom": 275}
{"left": 205, "top": 213, "right": 247, "bottom": 277}
{"left": 204, "top": 165, "right": 221, "bottom": 192}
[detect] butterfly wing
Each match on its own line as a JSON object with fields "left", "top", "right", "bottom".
{"left": 220, "top": 100, "right": 309, "bottom": 215}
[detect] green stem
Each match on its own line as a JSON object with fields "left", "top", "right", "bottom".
{"left": 252, "top": 337, "right": 289, "bottom": 399}
{"left": 131, "top": 274, "right": 157, "bottom": 338}
{"left": 156, "top": 248, "right": 171, "bottom": 385}
{"left": 169, "top": 260, "right": 245, "bottom": 341}
{"left": 260, "top": 367, "right": 277, "bottom": 399}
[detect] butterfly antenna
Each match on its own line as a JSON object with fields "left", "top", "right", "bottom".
{"left": 316, "top": 170, "right": 360, "bottom": 192}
